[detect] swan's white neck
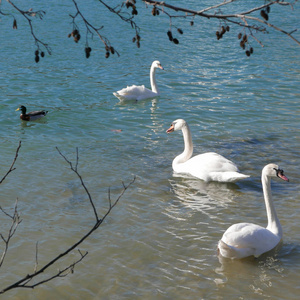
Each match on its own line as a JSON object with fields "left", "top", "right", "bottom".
{"left": 173, "top": 123, "right": 193, "bottom": 168}
{"left": 150, "top": 65, "right": 159, "bottom": 94}
{"left": 262, "top": 173, "right": 282, "bottom": 238}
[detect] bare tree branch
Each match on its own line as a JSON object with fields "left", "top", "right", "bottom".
{"left": 0, "top": 200, "right": 22, "bottom": 268}
{"left": 0, "top": 142, "right": 22, "bottom": 268}
{"left": 0, "top": 141, "right": 21, "bottom": 185}
{"left": 56, "top": 147, "right": 99, "bottom": 222}
{"left": 1, "top": 1, "right": 298, "bottom": 60}
{"left": 144, "top": 0, "right": 300, "bottom": 48}
{"left": 5, "top": 0, "right": 52, "bottom": 59}
{"left": 0, "top": 147, "right": 136, "bottom": 294}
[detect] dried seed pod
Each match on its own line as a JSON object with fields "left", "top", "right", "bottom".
{"left": 173, "top": 38, "right": 179, "bottom": 45}
{"left": 245, "top": 50, "right": 251, "bottom": 57}
{"left": 152, "top": 7, "right": 156, "bottom": 16}
{"left": 110, "top": 46, "right": 115, "bottom": 54}
{"left": 35, "top": 55, "right": 40, "bottom": 63}
{"left": 13, "top": 19, "right": 17, "bottom": 29}
{"left": 132, "top": 8, "right": 138, "bottom": 15}
{"left": 238, "top": 33, "right": 242, "bottom": 39}
{"left": 226, "top": 26, "right": 230, "bottom": 32}
{"left": 68, "top": 33, "right": 72, "bottom": 38}
{"left": 125, "top": 1, "right": 132, "bottom": 9}
{"left": 136, "top": 41, "right": 140, "bottom": 48}
{"left": 35, "top": 50, "right": 39, "bottom": 56}
{"left": 105, "top": 51, "right": 110, "bottom": 58}
{"left": 260, "top": 10, "right": 269, "bottom": 21}
{"left": 132, "top": 37, "right": 136, "bottom": 43}
{"left": 41, "top": 52, "right": 45, "bottom": 58}
{"left": 85, "top": 47, "right": 92, "bottom": 58}
{"left": 240, "top": 41, "right": 245, "bottom": 49}
{"left": 73, "top": 29, "right": 79, "bottom": 36}
{"left": 266, "top": 6, "right": 270, "bottom": 13}
{"left": 221, "top": 26, "right": 226, "bottom": 35}
{"left": 242, "top": 34, "right": 248, "bottom": 42}
{"left": 250, "top": 47, "right": 254, "bottom": 54}
{"left": 190, "top": 21, "right": 194, "bottom": 26}
{"left": 136, "top": 34, "right": 140, "bottom": 41}
{"left": 177, "top": 28, "right": 183, "bottom": 35}
{"left": 167, "top": 30, "right": 173, "bottom": 41}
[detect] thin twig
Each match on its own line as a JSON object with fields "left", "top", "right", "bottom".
{"left": 6, "top": 1, "right": 51, "bottom": 54}
{"left": 0, "top": 199, "right": 22, "bottom": 268}
{"left": 56, "top": 147, "right": 99, "bottom": 222}
{"left": 0, "top": 141, "right": 21, "bottom": 185}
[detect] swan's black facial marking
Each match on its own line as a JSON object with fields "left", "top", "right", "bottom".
{"left": 274, "top": 168, "right": 289, "bottom": 182}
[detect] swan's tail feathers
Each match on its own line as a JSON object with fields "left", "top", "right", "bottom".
{"left": 209, "top": 172, "right": 250, "bottom": 183}
{"left": 113, "top": 92, "right": 128, "bottom": 101}
{"left": 218, "top": 240, "right": 238, "bottom": 259}
{"left": 218, "top": 240, "right": 255, "bottom": 259}
{"left": 228, "top": 172, "right": 250, "bottom": 182}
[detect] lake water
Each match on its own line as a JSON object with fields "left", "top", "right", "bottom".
{"left": 0, "top": 1, "right": 299, "bottom": 299}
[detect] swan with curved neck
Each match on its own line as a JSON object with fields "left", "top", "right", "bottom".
{"left": 166, "top": 119, "right": 249, "bottom": 182}
{"left": 218, "top": 163, "right": 289, "bottom": 259}
{"left": 113, "top": 60, "right": 164, "bottom": 101}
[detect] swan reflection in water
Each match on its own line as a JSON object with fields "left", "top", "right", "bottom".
{"left": 215, "top": 244, "right": 287, "bottom": 293}
{"left": 168, "top": 173, "right": 243, "bottom": 212}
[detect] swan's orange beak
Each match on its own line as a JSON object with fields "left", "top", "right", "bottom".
{"left": 166, "top": 124, "right": 174, "bottom": 133}
{"left": 159, "top": 64, "right": 164, "bottom": 70}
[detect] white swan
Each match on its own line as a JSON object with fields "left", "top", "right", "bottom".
{"left": 113, "top": 60, "right": 164, "bottom": 101}
{"left": 218, "top": 163, "right": 289, "bottom": 259}
{"left": 166, "top": 119, "right": 249, "bottom": 183}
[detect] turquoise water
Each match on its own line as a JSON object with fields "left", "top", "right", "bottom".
{"left": 0, "top": 1, "right": 299, "bottom": 299}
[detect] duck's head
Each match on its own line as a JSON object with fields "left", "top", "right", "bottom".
{"left": 16, "top": 105, "right": 27, "bottom": 114}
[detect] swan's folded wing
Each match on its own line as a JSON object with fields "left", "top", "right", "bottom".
{"left": 220, "top": 223, "right": 281, "bottom": 258}
{"left": 113, "top": 85, "right": 148, "bottom": 100}
{"left": 113, "top": 85, "right": 159, "bottom": 101}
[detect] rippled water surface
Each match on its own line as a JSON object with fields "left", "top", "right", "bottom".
{"left": 0, "top": 1, "right": 299, "bottom": 299}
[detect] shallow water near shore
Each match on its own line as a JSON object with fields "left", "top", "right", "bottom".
{"left": 0, "top": 1, "right": 299, "bottom": 299}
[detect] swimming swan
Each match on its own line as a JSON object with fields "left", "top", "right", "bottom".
{"left": 113, "top": 60, "right": 164, "bottom": 101}
{"left": 218, "top": 163, "right": 289, "bottom": 259}
{"left": 166, "top": 119, "right": 249, "bottom": 183}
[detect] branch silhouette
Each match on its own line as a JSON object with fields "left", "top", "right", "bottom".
{"left": 0, "top": 142, "right": 22, "bottom": 269}
{"left": 1, "top": 0, "right": 298, "bottom": 61}
{"left": 0, "top": 146, "right": 135, "bottom": 294}
{"left": 0, "top": 141, "right": 21, "bottom": 185}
